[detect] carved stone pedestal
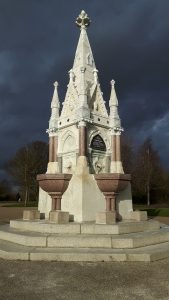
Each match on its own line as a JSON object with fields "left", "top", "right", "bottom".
{"left": 49, "top": 210, "right": 69, "bottom": 224}
{"left": 130, "top": 211, "right": 147, "bottom": 221}
{"left": 23, "top": 210, "right": 40, "bottom": 221}
{"left": 96, "top": 211, "right": 116, "bottom": 225}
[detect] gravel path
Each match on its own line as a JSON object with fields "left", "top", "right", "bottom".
{"left": 0, "top": 259, "right": 169, "bottom": 299}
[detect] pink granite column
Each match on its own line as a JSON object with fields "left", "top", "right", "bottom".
{"left": 105, "top": 193, "right": 116, "bottom": 212}
{"left": 51, "top": 194, "right": 61, "bottom": 210}
{"left": 49, "top": 136, "right": 58, "bottom": 162}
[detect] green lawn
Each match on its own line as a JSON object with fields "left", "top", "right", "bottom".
{"left": 1, "top": 201, "right": 38, "bottom": 208}
{"left": 136, "top": 208, "right": 169, "bottom": 217}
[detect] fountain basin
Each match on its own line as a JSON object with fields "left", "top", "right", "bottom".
{"left": 94, "top": 173, "right": 131, "bottom": 194}
{"left": 37, "top": 174, "right": 72, "bottom": 194}
{"left": 37, "top": 173, "right": 72, "bottom": 211}
{"left": 94, "top": 173, "right": 131, "bottom": 214}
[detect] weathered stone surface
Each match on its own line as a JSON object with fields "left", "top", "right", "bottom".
{"left": 49, "top": 211, "right": 69, "bottom": 224}
{"left": 130, "top": 211, "right": 147, "bottom": 221}
{"left": 47, "top": 235, "right": 112, "bottom": 248}
{"left": 10, "top": 220, "right": 81, "bottom": 234}
{"left": 30, "top": 251, "right": 126, "bottom": 262}
{"left": 23, "top": 210, "right": 40, "bottom": 221}
{"left": 10, "top": 219, "right": 160, "bottom": 234}
{"left": 62, "top": 157, "right": 106, "bottom": 222}
{"left": 0, "top": 222, "right": 169, "bottom": 262}
{"left": 96, "top": 211, "right": 116, "bottom": 224}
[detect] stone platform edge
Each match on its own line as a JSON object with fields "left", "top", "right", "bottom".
{"left": 9, "top": 219, "right": 160, "bottom": 235}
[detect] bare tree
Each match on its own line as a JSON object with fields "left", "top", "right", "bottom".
{"left": 132, "top": 138, "right": 164, "bottom": 206}
{"left": 7, "top": 141, "right": 48, "bottom": 206}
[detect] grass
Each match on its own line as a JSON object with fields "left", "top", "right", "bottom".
{"left": 134, "top": 207, "right": 169, "bottom": 217}
{"left": 145, "top": 208, "right": 169, "bottom": 217}
{"left": 1, "top": 201, "right": 38, "bottom": 208}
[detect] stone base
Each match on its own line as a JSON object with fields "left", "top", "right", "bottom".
{"left": 38, "top": 187, "right": 52, "bottom": 219}
{"left": 10, "top": 219, "right": 160, "bottom": 234}
{"left": 117, "top": 183, "right": 133, "bottom": 220}
{"left": 96, "top": 211, "right": 116, "bottom": 225}
{"left": 23, "top": 210, "right": 40, "bottom": 221}
{"left": 130, "top": 211, "right": 147, "bottom": 221}
{"left": 61, "top": 156, "right": 106, "bottom": 222}
{"left": 1, "top": 219, "right": 169, "bottom": 261}
{"left": 49, "top": 210, "right": 69, "bottom": 224}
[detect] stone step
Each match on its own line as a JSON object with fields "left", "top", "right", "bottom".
{"left": 81, "top": 220, "right": 160, "bottom": 235}
{"left": 111, "top": 229, "right": 169, "bottom": 248}
{"left": 48, "top": 230, "right": 169, "bottom": 249}
{"left": 0, "top": 224, "right": 169, "bottom": 249}
{"left": 10, "top": 220, "right": 81, "bottom": 234}
{"left": 0, "top": 239, "right": 169, "bottom": 262}
{"left": 48, "top": 234, "right": 112, "bottom": 248}
{"left": 0, "top": 239, "right": 31, "bottom": 260}
{"left": 10, "top": 219, "right": 160, "bottom": 235}
{"left": 0, "top": 225, "right": 47, "bottom": 247}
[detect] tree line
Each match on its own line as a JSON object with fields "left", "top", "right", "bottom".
{"left": 0, "top": 137, "right": 168, "bottom": 206}
{"left": 0, "top": 141, "right": 48, "bottom": 205}
{"left": 121, "top": 136, "right": 169, "bottom": 206}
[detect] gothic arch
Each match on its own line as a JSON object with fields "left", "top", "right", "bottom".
{"left": 90, "top": 134, "right": 106, "bottom": 152}
{"left": 88, "top": 130, "right": 110, "bottom": 152}
{"left": 61, "top": 130, "right": 77, "bottom": 153}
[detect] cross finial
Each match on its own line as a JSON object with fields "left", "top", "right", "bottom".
{"left": 75, "top": 10, "right": 91, "bottom": 29}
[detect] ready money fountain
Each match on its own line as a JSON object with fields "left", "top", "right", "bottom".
{"left": 36, "top": 10, "right": 145, "bottom": 225}
{"left": 1, "top": 11, "right": 168, "bottom": 262}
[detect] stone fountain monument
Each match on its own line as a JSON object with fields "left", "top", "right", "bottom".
{"left": 37, "top": 10, "right": 145, "bottom": 224}
{"left": 0, "top": 11, "right": 169, "bottom": 262}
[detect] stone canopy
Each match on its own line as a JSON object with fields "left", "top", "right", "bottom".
{"left": 47, "top": 10, "right": 123, "bottom": 176}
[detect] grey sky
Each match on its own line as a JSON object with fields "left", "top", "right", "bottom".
{"left": 0, "top": 0, "right": 169, "bottom": 169}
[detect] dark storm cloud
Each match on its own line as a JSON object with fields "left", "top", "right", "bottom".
{"left": 0, "top": 0, "right": 169, "bottom": 169}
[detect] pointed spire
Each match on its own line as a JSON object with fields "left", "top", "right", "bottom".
{"left": 73, "top": 11, "right": 96, "bottom": 74}
{"left": 109, "top": 80, "right": 121, "bottom": 129}
{"left": 109, "top": 80, "right": 118, "bottom": 106}
{"left": 47, "top": 81, "right": 60, "bottom": 135}
{"left": 51, "top": 81, "right": 60, "bottom": 110}
{"left": 60, "top": 10, "right": 108, "bottom": 120}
